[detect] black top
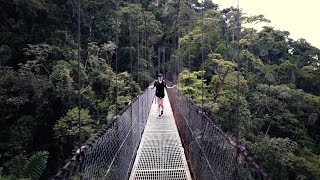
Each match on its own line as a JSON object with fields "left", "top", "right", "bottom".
{"left": 154, "top": 80, "right": 166, "bottom": 98}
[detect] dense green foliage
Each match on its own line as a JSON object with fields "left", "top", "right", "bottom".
{"left": 0, "top": 0, "right": 144, "bottom": 178}
{"left": 0, "top": 151, "right": 49, "bottom": 180}
{"left": 0, "top": 0, "right": 319, "bottom": 179}
{"left": 174, "top": 2, "right": 320, "bottom": 179}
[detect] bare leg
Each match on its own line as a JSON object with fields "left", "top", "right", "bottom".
{"left": 158, "top": 98, "right": 164, "bottom": 116}
{"left": 157, "top": 97, "right": 161, "bottom": 115}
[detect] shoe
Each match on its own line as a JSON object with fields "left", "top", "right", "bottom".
{"left": 159, "top": 114, "right": 161, "bottom": 117}
{"left": 161, "top": 110, "right": 163, "bottom": 115}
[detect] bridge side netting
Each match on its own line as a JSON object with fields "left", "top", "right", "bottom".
{"left": 52, "top": 88, "right": 155, "bottom": 180}
{"left": 166, "top": 85, "right": 269, "bottom": 180}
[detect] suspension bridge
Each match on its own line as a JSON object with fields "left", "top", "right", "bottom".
{"left": 51, "top": 86, "right": 269, "bottom": 180}
{"left": 51, "top": 0, "right": 270, "bottom": 179}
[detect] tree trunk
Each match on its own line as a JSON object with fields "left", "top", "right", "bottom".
{"left": 213, "top": 68, "right": 230, "bottom": 102}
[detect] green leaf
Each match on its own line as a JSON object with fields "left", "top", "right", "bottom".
{"left": 23, "top": 151, "right": 49, "bottom": 180}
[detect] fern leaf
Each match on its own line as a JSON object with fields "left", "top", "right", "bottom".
{"left": 23, "top": 151, "right": 49, "bottom": 180}
{"left": 7, "top": 154, "right": 27, "bottom": 178}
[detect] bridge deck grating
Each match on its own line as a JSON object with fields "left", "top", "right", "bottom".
{"left": 129, "top": 90, "right": 191, "bottom": 180}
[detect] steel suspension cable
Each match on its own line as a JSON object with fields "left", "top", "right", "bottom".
{"left": 137, "top": 0, "right": 140, "bottom": 85}
{"left": 127, "top": 1, "right": 134, "bottom": 175}
{"left": 185, "top": 1, "right": 191, "bottom": 100}
{"left": 129, "top": 0, "right": 134, "bottom": 130}
{"left": 201, "top": 1, "right": 204, "bottom": 119}
{"left": 143, "top": 11, "right": 147, "bottom": 88}
{"left": 141, "top": 10, "right": 145, "bottom": 127}
{"left": 176, "top": 0, "right": 181, "bottom": 51}
{"left": 77, "top": 0, "right": 82, "bottom": 158}
{"left": 115, "top": 1, "right": 119, "bottom": 115}
{"left": 235, "top": 0, "right": 241, "bottom": 177}
{"left": 188, "top": 7, "right": 192, "bottom": 74}
{"left": 143, "top": 10, "right": 147, "bottom": 126}
{"left": 136, "top": 0, "right": 141, "bottom": 141}
{"left": 130, "top": 0, "right": 133, "bottom": 78}
{"left": 187, "top": 1, "right": 192, "bottom": 143}
{"left": 176, "top": 0, "right": 181, "bottom": 80}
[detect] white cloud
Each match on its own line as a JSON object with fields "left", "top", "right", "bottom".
{"left": 212, "top": 0, "right": 320, "bottom": 48}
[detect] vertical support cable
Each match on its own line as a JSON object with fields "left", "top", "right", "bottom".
{"left": 137, "top": 0, "right": 140, "bottom": 86}
{"left": 158, "top": 47, "right": 160, "bottom": 74}
{"left": 143, "top": 11, "right": 147, "bottom": 89}
{"left": 130, "top": 0, "right": 133, "bottom": 124}
{"left": 162, "top": 48, "right": 165, "bottom": 78}
{"left": 177, "top": 1, "right": 180, "bottom": 80}
{"left": 201, "top": 1, "right": 204, "bottom": 114}
{"left": 236, "top": 0, "right": 241, "bottom": 176}
{"left": 140, "top": 10, "right": 144, "bottom": 123}
{"left": 130, "top": 0, "right": 133, "bottom": 79}
{"left": 173, "top": 53, "right": 176, "bottom": 83}
{"left": 115, "top": 1, "right": 119, "bottom": 115}
{"left": 77, "top": 0, "right": 82, "bottom": 151}
{"left": 188, "top": 6, "right": 191, "bottom": 74}
{"left": 187, "top": 1, "right": 192, "bottom": 128}
{"left": 128, "top": 0, "right": 135, "bottom": 174}
{"left": 136, "top": 0, "right": 141, "bottom": 138}
{"left": 176, "top": 0, "right": 181, "bottom": 50}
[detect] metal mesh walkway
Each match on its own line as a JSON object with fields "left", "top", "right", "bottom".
{"left": 130, "top": 90, "right": 192, "bottom": 180}
{"left": 52, "top": 86, "right": 269, "bottom": 180}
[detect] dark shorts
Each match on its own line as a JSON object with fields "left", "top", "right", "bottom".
{"left": 156, "top": 91, "right": 165, "bottom": 99}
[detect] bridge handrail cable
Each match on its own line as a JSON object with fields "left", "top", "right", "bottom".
{"left": 52, "top": 87, "right": 155, "bottom": 179}
{"left": 166, "top": 82, "right": 270, "bottom": 179}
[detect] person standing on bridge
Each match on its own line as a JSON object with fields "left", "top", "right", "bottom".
{"left": 149, "top": 73, "right": 175, "bottom": 117}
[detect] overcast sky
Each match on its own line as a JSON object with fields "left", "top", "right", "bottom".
{"left": 212, "top": 0, "right": 320, "bottom": 49}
